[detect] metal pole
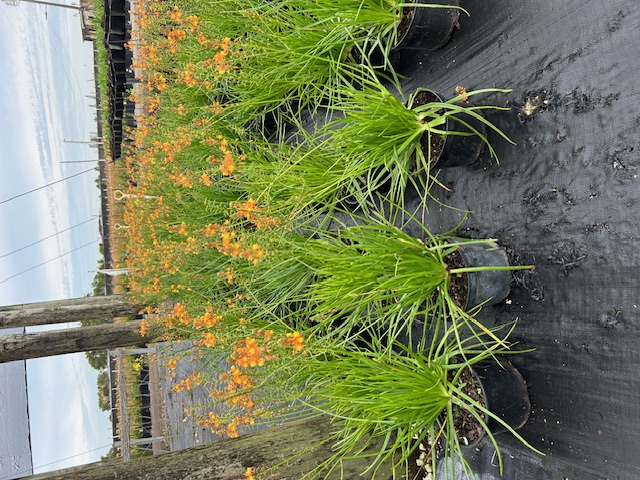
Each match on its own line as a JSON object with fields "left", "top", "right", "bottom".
{"left": 60, "top": 159, "right": 104, "bottom": 163}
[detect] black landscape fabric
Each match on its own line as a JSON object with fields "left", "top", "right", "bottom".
{"left": 395, "top": 0, "right": 639, "bottom": 478}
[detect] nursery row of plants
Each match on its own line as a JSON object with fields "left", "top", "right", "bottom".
{"left": 119, "top": 0, "right": 540, "bottom": 478}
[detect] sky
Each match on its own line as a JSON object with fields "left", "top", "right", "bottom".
{"left": 0, "top": 0, "right": 113, "bottom": 476}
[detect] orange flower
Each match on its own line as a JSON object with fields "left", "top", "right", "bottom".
{"left": 235, "top": 198, "right": 257, "bottom": 219}
{"left": 226, "top": 420, "right": 239, "bottom": 438}
{"left": 139, "top": 319, "right": 150, "bottom": 336}
{"left": 168, "top": 173, "right": 193, "bottom": 188}
{"left": 180, "top": 64, "right": 198, "bottom": 87}
{"left": 187, "top": 15, "right": 199, "bottom": 30}
{"left": 455, "top": 85, "right": 470, "bottom": 103}
{"left": 204, "top": 223, "right": 220, "bottom": 237}
{"left": 217, "top": 267, "right": 236, "bottom": 285}
{"left": 209, "top": 101, "right": 223, "bottom": 115}
{"left": 233, "top": 198, "right": 280, "bottom": 228}
{"left": 230, "top": 337, "right": 270, "bottom": 368}
{"left": 172, "top": 303, "right": 190, "bottom": 325}
{"left": 194, "top": 332, "right": 217, "bottom": 347}
{"left": 172, "top": 372, "right": 202, "bottom": 392}
{"left": 220, "top": 151, "right": 235, "bottom": 176}
{"left": 200, "top": 172, "right": 212, "bottom": 186}
{"left": 242, "top": 244, "right": 265, "bottom": 265}
{"left": 245, "top": 467, "right": 255, "bottom": 480}
{"left": 282, "top": 332, "right": 305, "bottom": 354}
{"left": 194, "top": 308, "right": 222, "bottom": 329}
{"left": 168, "top": 29, "right": 186, "bottom": 44}
{"left": 168, "top": 6, "right": 182, "bottom": 21}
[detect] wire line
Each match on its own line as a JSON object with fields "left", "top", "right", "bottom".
{"left": 0, "top": 239, "right": 100, "bottom": 285}
{"left": 0, "top": 217, "right": 98, "bottom": 260}
{"left": 0, "top": 167, "right": 97, "bottom": 206}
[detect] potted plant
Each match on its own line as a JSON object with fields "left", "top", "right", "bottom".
{"left": 291, "top": 218, "right": 531, "bottom": 346}
{"left": 291, "top": 323, "right": 539, "bottom": 479}
{"left": 295, "top": 82, "right": 514, "bottom": 207}
{"left": 223, "top": 1, "right": 465, "bottom": 132}
{"left": 393, "top": 0, "right": 462, "bottom": 51}
{"left": 286, "top": 0, "right": 464, "bottom": 62}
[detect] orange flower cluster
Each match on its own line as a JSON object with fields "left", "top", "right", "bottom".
{"left": 208, "top": 101, "right": 223, "bottom": 115}
{"left": 192, "top": 307, "right": 223, "bottom": 329}
{"left": 455, "top": 85, "right": 470, "bottom": 103}
{"left": 134, "top": 0, "right": 156, "bottom": 29}
{"left": 116, "top": 1, "right": 313, "bottom": 448}
{"left": 166, "top": 357, "right": 178, "bottom": 373}
{"left": 178, "top": 63, "right": 198, "bottom": 87}
{"left": 189, "top": 323, "right": 311, "bottom": 440}
{"left": 146, "top": 95, "right": 161, "bottom": 113}
{"left": 281, "top": 332, "right": 305, "bottom": 355}
{"left": 168, "top": 6, "right": 182, "bottom": 21}
{"left": 203, "top": 135, "right": 242, "bottom": 177}
{"left": 172, "top": 372, "right": 202, "bottom": 393}
{"left": 139, "top": 319, "right": 150, "bottom": 336}
{"left": 229, "top": 336, "right": 273, "bottom": 368}
{"left": 139, "top": 45, "right": 157, "bottom": 63}
{"left": 200, "top": 37, "right": 232, "bottom": 74}
{"left": 146, "top": 72, "right": 167, "bottom": 92}
{"left": 206, "top": 150, "right": 236, "bottom": 176}
{"left": 200, "top": 172, "right": 212, "bottom": 186}
{"left": 217, "top": 267, "right": 236, "bottom": 285}
{"left": 220, "top": 365, "right": 253, "bottom": 391}
{"left": 168, "top": 172, "right": 193, "bottom": 188}
{"left": 199, "top": 411, "right": 221, "bottom": 431}
{"left": 201, "top": 222, "right": 266, "bottom": 265}
{"left": 186, "top": 15, "right": 199, "bottom": 32}
{"left": 193, "top": 332, "right": 217, "bottom": 347}
{"left": 222, "top": 416, "right": 255, "bottom": 438}
{"left": 167, "top": 29, "right": 186, "bottom": 48}
{"left": 233, "top": 198, "right": 281, "bottom": 229}
{"left": 171, "top": 302, "right": 191, "bottom": 326}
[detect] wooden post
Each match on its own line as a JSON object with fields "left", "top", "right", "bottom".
{"left": 115, "top": 350, "right": 131, "bottom": 461}
{"left": 0, "top": 295, "right": 142, "bottom": 329}
{"left": 24, "top": 416, "right": 392, "bottom": 480}
{"left": 0, "top": 321, "right": 154, "bottom": 363}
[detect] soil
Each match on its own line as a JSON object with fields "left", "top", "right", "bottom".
{"left": 452, "top": 367, "right": 486, "bottom": 446}
{"left": 395, "top": 4, "right": 416, "bottom": 46}
{"left": 444, "top": 250, "right": 469, "bottom": 308}
{"left": 410, "top": 90, "right": 446, "bottom": 170}
{"left": 412, "top": 366, "right": 485, "bottom": 478}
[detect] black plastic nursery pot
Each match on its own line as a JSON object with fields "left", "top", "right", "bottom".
{"left": 465, "top": 360, "right": 531, "bottom": 444}
{"left": 447, "top": 241, "right": 511, "bottom": 311}
{"left": 409, "top": 89, "right": 488, "bottom": 169}
{"left": 394, "top": 0, "right": 461, "bottom": 52}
